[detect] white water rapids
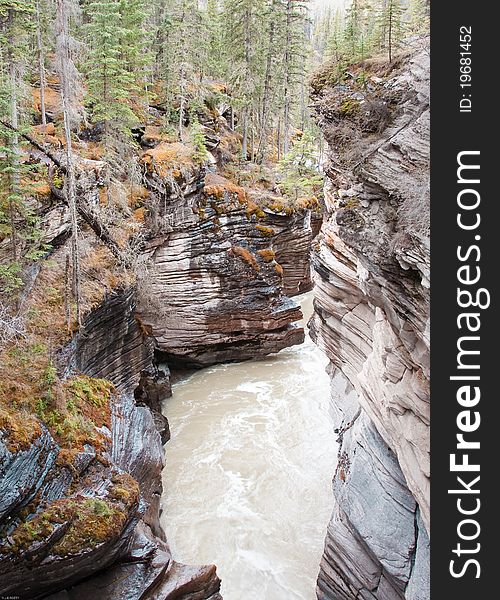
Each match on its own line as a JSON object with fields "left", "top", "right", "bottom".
{"left": 160, "top": 293, "right": 339, "bottom": 599}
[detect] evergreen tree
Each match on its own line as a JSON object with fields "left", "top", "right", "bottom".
{"left": 119, "top": 0, "right": 151, "bottom": 87}
{"left": 376, "top": 0, "right": 403, "bottom": 62}
{"left": 278, "top": 130, "right": 322, "bottom": 202}
{"left": 83, "top": 0, "right": 136, "bottom": 128}
{"left": 204, "top": 0, "right": 226, "bottom": 80}
{"left": 0, "top": 0, "right": 42, "bottom": 295}
{"left": 223, "top": 0, "right": 266, "bottom": 159}
{"left": 190, "top": 118, "right": 210, "bottom": 165}
{"left": 406, "top": 0, "right": 430, "bottom": 35}
{"left": 279, "top": 0, "right": 309, "bottom": 155}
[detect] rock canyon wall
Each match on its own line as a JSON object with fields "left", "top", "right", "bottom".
{"left": 310, "top": 42, "right": 430, "bottom": 600}
{"left": 0, "top": 109, "right": 317, "bottom": 597}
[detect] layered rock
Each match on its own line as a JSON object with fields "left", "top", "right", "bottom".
{"left": 1, "top": 102, "right": 321, "bottom": 597}
{"left": 138, "top": 156, "right": 309, "bottom": 367}
{"left": 0, "top": 287, "right": 221, "bottom": 599}
{"left": 310, "top": 42, "right": 430, "bottom": 599}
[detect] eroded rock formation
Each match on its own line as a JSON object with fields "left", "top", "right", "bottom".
{"left": 1, "top": 92, "right": 319, "bottom": 597}
{"left": 0, "top": 286, "right": 222, "bottom": 600}
{"left": 310, "top": 41, "right": 430, "bottom": 599}
{"left": 137, "top": 156, "right": 310, "bottom": 367}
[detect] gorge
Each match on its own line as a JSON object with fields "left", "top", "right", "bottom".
{"left": 0, "top": 6, "right": 430, "bottom": 599}
{"left": 160, "top": 293, "right": 348, "bottom": 600}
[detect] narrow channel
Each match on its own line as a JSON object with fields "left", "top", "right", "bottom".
{"left": 160, "top": 293, "right": 338, "bottom": 600}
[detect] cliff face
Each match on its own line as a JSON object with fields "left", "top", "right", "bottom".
{"left": 1, "top": 96, "right": 318, "bottom": 596}
{"left": 138, "top": 157, "right": 310, "bottom": 367}
{"left": 310, "top": 43, "right": 430, "bottom": 600}
{"left": 0, "top": 285, "right": 222, "bottom": 600}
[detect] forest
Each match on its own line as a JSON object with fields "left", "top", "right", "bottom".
{"left": 0, "top": 0, "right": 428, "bottom": 312}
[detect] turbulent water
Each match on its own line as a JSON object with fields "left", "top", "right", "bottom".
{"left": 160, "top": 294, "right": 339, "bottom": 600}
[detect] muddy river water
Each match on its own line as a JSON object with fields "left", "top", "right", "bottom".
{"left": 160, "top": 294, "right": 339, "bottom": 600}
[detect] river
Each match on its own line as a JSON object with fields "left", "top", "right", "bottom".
{"left": 160, "top": 293, "right": 338, "bottom": 600}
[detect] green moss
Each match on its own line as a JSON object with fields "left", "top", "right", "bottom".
{"left": 339, "top": 98, "right": 360, "bottom": 115}
{"left": 8, "top": 489, "right": 140, "bottom": 557}
{"left": 66, "top": 376, "right": 112, "bottom": 409}
{"left": 340, "top": 196, "right": 359, "bottom": 209}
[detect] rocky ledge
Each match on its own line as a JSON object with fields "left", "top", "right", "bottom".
{"left": 137, "top": 152, "right": 315, "bottom": 367}
{"left": 0, "top": 286, "right": 222, "bottom": 600}
{"left": 310, "top": 41, "right": 430, "bottom": 600}
{"left": 1, "top": 93, "right": 319, "bottom": 596}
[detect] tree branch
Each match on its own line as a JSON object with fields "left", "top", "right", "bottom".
{"left": 0, "top": 119, "right": 130, "bottom": 266}
{"left": 0, "top": 119, "right": 65, "bottom": 170}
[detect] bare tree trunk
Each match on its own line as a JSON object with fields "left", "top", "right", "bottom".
{"left": 0, "top": 119, "right": 129, "bottom": 267}
{"left": 250, "top": 108, "right": 255, "bottom": 163}
{"left": 380, "top": 0, "right": 388, "bottom": 52}
{"left": 65, "top": 253, "right": 71, "bottom": 332}
{"left": 283, "top": 0, "right": 293, "bottom": 155}
{"left": 300, "top": 82, "right": 306, "bottom": 132}
{"left": 36, "top": 0, "right": 47, "bottom": 127}
{"left": 388, "top": 2, "right": 393, "bottom": 63}
{"left": 277, "top": 116, "right": 282, "bottom": 162}
{"left": 63, "top": 96, "right": 81, "bottom": 325}
{"left": 241, "top": 109, "right": 248, "bottom": 161}
{"left": 179, "top": 64, "right": 185, "bottom": 142}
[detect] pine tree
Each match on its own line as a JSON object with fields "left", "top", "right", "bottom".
{"left": 119, "top": 0, "right": 151, "bottom": 89}
{"left": 190, "top": 118, "right": 210, "bottom": 165}
{"left": 406, "top": 0, "right": 429, "bottom": 35}
{"left": 83, "top": 0, "right": 136, "bottom": 128}
{"left": 204, "top": 0, "right": 226, "bottom": 80}
{"left": 0, "top": 0, "right": 39, "bottom": 295}
{"left": 376, "top": 0, "right": 403, "bottom": 62}
{"left": 278, "top": 130, "right": 322, "bottom": 202}
{"left": 223, "top": 0, "right": 266, "bottom": 159}
{"left": 35, "top": 0, "right": 47, "bottom": 126}
{"left": 279, "top": 0, "right": 309, "bottom": 155}
{"left": 256, "top": 0, "right": 281, "bottom": 163}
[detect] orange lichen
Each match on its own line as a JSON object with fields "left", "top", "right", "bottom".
{"left": 208, "top": 82, "right": 228, "bottom": 94}
{"left": 142, "top": 125, "right": 163, "bottom": 143}
{"left": 257, "top": 248, "right": 276, "bottom": 263}
{"left": 296, "top": 196, "right": 321, "bottom": 211}
{"left": 203, "top": 173, "right": 247, "bottom": 205}
{"left": 231, "top": 246, "right": 260, "bottom": 271}
{"left": 255, "top": 225, "right": 275, "bottom": 237}
{"left": 31, "top": 180, "right": 52, "bottom": 198}
{"left": 133, "top": 207, "right": 146, "bottom": 223}
{"left": 32, "top": 87, "right": 61, "bottom": 116}
{"left": 274, "top": 263, "right": 284, "bottom": 276}
{"left": 32, "top": 123, "right": 56, "bottom": 137}
{"left": 0, "top": 406, "right": 42, "bottom": 453}
{"left": 244, "top": 198, "right": 265, "bottom": 219}
{"left": 141, "top": 142, "right": 195, "bottom": 178}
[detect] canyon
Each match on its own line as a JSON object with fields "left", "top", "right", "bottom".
{"left": 310, "top": 41, "right": 430, "bottom": 599}
{"left": 0, "top": 41, "right": 429, "bottom": 600}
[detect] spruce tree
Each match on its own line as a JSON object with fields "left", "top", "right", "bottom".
{"left": 119, "top": 0, "right": 151, "bottom": 88}
{"left": 376, "top": 0, "right": 403, "bottom": 62}
{"left": 84, "top": 0, "right": 135, "bottom": 128}
{"left": 279, "top": 0, "right": 309, "bottom": 155}
{"left": 0, "top": 0, "right": 41, "bottom": 295}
